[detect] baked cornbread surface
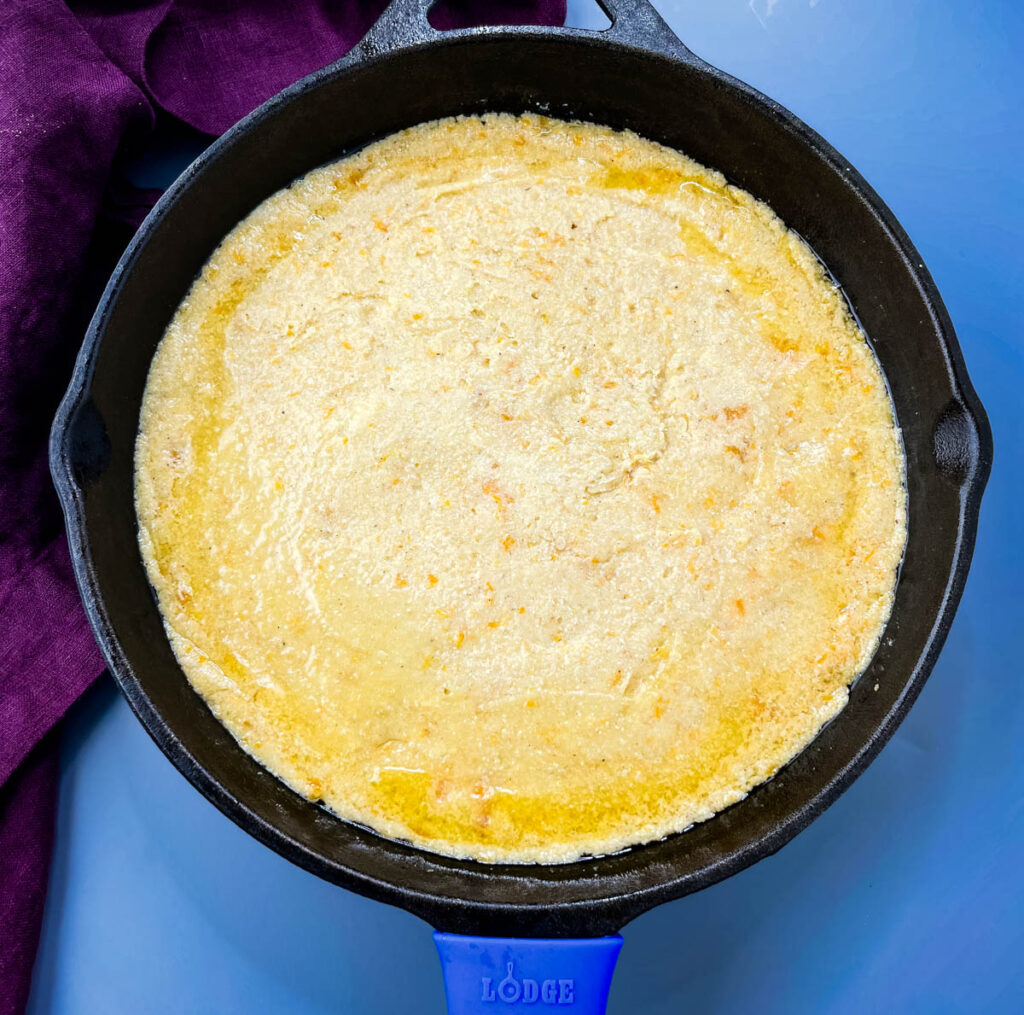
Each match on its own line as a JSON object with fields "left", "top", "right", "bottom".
{"left": 136, "top": 113, "right": 906, "bottom": 863}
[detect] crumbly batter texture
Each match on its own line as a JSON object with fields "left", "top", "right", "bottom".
{"left": 136, "top": 113, "right": 906, "bottom": 863}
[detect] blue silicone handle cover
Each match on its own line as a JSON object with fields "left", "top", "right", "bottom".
{"left": 434, "top": 933, "right": 623, "bottom": 1014}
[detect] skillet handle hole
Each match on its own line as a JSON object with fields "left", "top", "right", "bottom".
{"left": 425, "top": 0, "right": 602, "bottom": 31}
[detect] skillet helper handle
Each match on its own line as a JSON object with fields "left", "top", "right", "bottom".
{"left": 356, "top": 0, "right": 693, "bottom": 61}
{"left": 434, "top": 933, "right": 623, "bottom": 1014}
{"left": 597, "top": 0, "right": 695, "bottom": 56}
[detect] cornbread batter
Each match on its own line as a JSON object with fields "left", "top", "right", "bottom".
{"left": 135, "top": 113, "right": 906, "bottom": 863}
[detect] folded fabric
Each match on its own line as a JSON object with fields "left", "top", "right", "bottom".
{"left": 0, "top": 2, "right": 565, "bottom": 1012}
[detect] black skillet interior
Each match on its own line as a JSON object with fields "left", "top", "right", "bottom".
{"left": 52, "top": 0, "right": 991, "bottom": 938}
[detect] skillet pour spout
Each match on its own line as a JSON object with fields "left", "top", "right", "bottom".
{"left": 50, "top": 0, "right": 992, "bottom": 1009}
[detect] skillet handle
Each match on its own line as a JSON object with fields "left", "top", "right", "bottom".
{"left": 434, "top": 933, "right": 623, "bottom": 1014}
{"left": 597, "top": 0, "right": 695, "bottom": 57}
{"left": 355, "top": 0, "right": 695, "bottom": 62}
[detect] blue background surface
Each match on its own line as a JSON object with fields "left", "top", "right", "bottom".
{"left": 28, "top": 2, "right": 1023, "bottom": 1012}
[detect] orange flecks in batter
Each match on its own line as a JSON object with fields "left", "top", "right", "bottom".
{"left": 136, "top": 112, "right": 905, "bottom": 865}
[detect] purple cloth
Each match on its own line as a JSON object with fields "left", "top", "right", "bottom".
{"left": 0, "top": 1, "right": 565, "bottom": 1012}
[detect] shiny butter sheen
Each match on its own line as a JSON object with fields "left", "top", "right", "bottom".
{"left": 135, "top": 113, "right": 906, "bottom": 863}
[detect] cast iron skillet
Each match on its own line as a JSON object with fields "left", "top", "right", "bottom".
{"left": 52, "top": 0, "right": 991, "bottom": 1008}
